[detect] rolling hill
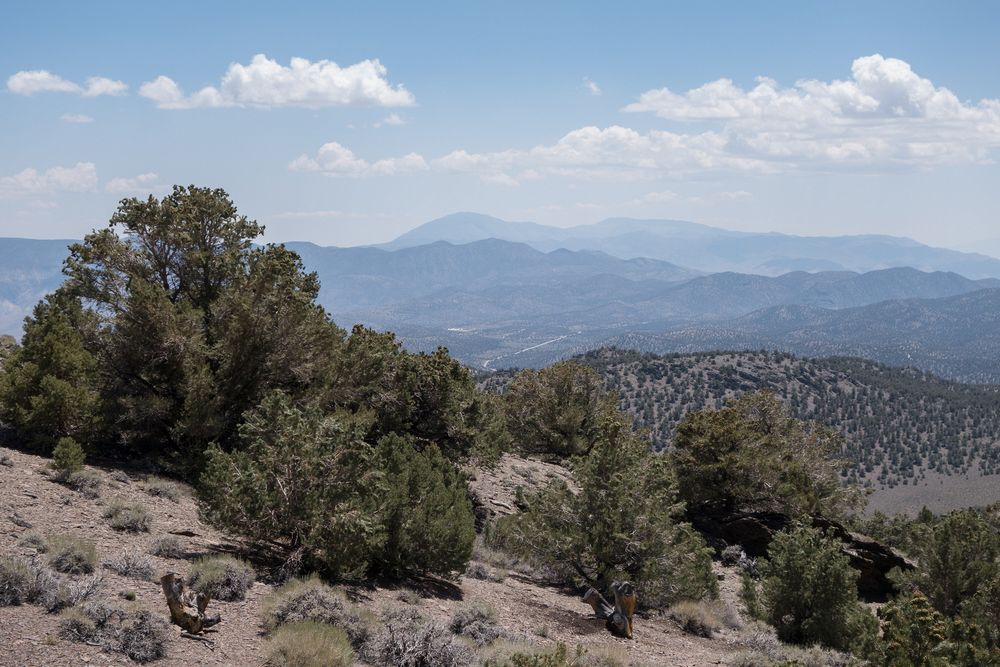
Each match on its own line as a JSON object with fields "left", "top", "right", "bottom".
{"left": 481, "top": 348, "right": 1000, "bottom": 514}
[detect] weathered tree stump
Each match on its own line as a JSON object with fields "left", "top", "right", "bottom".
{"left": 583, "top": 581, "right": 636, "bottom": 638}
{"left": 160, "top": 572, "right": 221, "bottom": 634}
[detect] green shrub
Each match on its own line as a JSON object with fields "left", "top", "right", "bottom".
{"left": 502, "top": 361, "right": 614, "bottom": 459}
{"left": 266, "top": 620, "right": 354, "bottom": 667}
{"left": 0, "top": 296, "right": 102, "bottom": 453}
{"left": 375, "top": 436, "right": 475, "bottom": 577}
{"left": 759, "top": 526, "right": 869, "bottom": 652}
{"left": 496, "top": 405, "right": 716, "bottom": 609}
{"left": 0, "top": 453, "right": 13, "bottom": 466}
{"left": 261, "top": 576, "right": 373, "bottom": 649}
{"left": 199, "top": 392, "right": 385, "bottom": 580}
{"left": 672, "top": 392, "right": 858, "bottom": 518}
{"left": 52, "top": 437, "right": 86, "bottom": 480}
{"left": 740, "top": 571, "right": 762, "bottom": 619}
{"left": 897, "top": 509, "right": 1000, "bottom": 617}
{"left": 104, "top": 547, "right": 155, "bottom": 580}
{"left": 143, "top": 477, "right": 182, "bottom": 502}
{"left": 962, "top": 571, "right": 1000, "bottom": 649}
{"left": 47, "top": 536, "right": 97, "bottom": 574}
{"left": 371, "top": 607, "right": 473, "bottom": 667}
{"left": 149, "top": 535, "right": 185, "bottom": 559}
{"left": 103, "top": 499, "right": 151, "bottom": 532}
{"left": 448, "top": 602, "right": 506, "bottom": 646}
{"left": 188, "top": 555, "right": 254, "bottom": 601}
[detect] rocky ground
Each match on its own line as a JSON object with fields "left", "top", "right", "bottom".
{"left": 0, "top": 445, "right": 812, "bottom": 667}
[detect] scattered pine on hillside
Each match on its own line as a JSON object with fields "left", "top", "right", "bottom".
{"left": 480, "top": 348, "right": 1000, "bottom": 489}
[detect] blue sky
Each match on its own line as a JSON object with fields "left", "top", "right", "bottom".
{"left": 2, "top": 1, "right": 999, "bottom": 250}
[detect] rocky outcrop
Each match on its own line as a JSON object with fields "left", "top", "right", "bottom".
{"left": 466, "top": 454, "right": 576, "bottom": 532}
{"left": 693, "top": 511, "right": 916, "bottom": 601}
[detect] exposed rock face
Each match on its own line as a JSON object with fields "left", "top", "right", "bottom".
{"left": 693, "top": 511, "right": 916, "bottom": 601}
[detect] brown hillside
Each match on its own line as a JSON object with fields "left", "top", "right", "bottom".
{"left": 1, "top": 445, "right": 846, "bottom": 666}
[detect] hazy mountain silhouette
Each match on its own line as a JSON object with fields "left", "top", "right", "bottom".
{"left": 383, "top": 212, "right": 1000, "bottom": 278}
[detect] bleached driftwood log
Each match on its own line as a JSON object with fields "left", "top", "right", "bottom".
{"left": 160, "top": 572, "right": 221, "bottom": 634}
{"left": 583, "top": 581, "right": 636, "bottom": 638}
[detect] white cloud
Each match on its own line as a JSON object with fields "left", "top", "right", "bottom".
{"left": 105, "top": 172, "right": 161, "bottom": 194}
{"left": 60, "top": 113, "right": 94, "bottom": 123}
{"left": 584, "top": 78, "right": 602, "bottom": 96}
{"left": 289, "top": 141, "right": 427, "bottom": 177}
{"left": 377, "top": 113, "right": 406, "bottom": 127}
{"left": 0, "top": 162, "right": 98, "bottom": 198}
{"left": 7, "top": 70, "right": 127, "bottom": 96}
{"left": 432, "top": 125, "right": 768, "bottom": 184}
{"left": 623, "top": 54, "right": 1000, "bottom": 168}
{"left": 7, "top": 70, "right": 81, "bottom": 95}
{"left": 288, "top": 56, "right": 1000, "bottom": 186}
{"left": 140, "top": 54, "right": 414, "bottom": 109}
{"left": 83, "top": 76, "right": 128, "bottom": 97}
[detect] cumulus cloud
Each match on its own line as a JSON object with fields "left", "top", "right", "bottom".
{"left": 7, "top": 70, "right": 127, "bottom": 96}
{"left": 105, "top": 172, "right": 161, "bottom": 194}
{"left": 623, "top": 54, "right": 1000, "bottom": 168}
{"left": 289, "top": 141, "right": 427, "bottom": 177}
{"left": 140, "top": 54, "right": 414, "bottom": 109}
{"left": 287, "top": 56, "right": 1000, "bottom": 185}
{"left": 0, "top": 162, "right": 98, "bottom": 198}
{"left": 82, "top": 76, "right": 128, "bottom": 97}
{"left": 60, "top": 113, "right": 94, "bottom": 123}
{"left": 432, "top": 125, "right": 768, "bottom": 184}
{"left": 585, "top": 78, "right": 602, "bottom": 96}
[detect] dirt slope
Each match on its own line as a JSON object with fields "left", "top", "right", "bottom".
{"left": 0, "top": 446, "right": 746, "bottom": 666}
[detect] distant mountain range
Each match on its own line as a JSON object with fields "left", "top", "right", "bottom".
{"left": 1, "top": 214, "right": 998, "bottom": 383}
{"left": 605, "top": 288, "right": 1000, "bottom": 383}
{"left": 382, "top": 212, "right": 1000, "bottom": 279}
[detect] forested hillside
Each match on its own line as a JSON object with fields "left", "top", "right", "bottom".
{"left": 481, "top": 348, "right": 1000, "bottom": 493}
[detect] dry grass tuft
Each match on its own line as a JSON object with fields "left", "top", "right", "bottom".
{"left": 188, "top": 554, "right": 254, "bottom": 601}
{"left": 265, "top": 620, "right": 355, "bottom": 667}
{"left": 104, "top": 547, "right": 155, "bottom": 580}
{"left": 370, "top": 607, "right": 473, "bottom": 667}
{"left": 143, "top": 476, "right": 183, "bottom": 502}
{"left": 261, "top": 575, "right": 374, "bottom": 649}
{"left": 47, "top": 535, "right": 97, "bottom": 575}
{"left": 103, "top": 499, "right": 151, "bottom": 532}
{"left": 149, "top": 535, "right": 185, "bottom": 559}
